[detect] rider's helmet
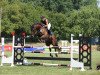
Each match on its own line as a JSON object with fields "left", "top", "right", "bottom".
{"left": 40, "top": 16, "right": 46, "bottom": 21}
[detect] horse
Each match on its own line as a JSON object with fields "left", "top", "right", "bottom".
{"left": 31, "top": 23, "right": 61, "bottom": 57}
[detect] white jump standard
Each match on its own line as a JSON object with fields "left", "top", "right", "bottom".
{"left": 1, "top": 37, "right": 14, "bottom": 66}
{"left": 70, "top": 34, "right": 85, "bottom": 71}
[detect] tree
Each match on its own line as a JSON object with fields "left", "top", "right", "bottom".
{"left": 1, "top": 0, "right": 99, "bottom": 39}
{"left": 67, "top": 5, "right": 100, "bottom": 37}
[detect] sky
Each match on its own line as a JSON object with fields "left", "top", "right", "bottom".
{"left": 97, "top": 0, "right": 100, "bottom": 8}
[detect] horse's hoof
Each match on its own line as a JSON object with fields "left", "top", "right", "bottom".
{"left": 50, "top": 55, "right": 53, "bottom": 58}
{"left": 55, "top": 54, "right": 58, "bottom": 57}
{"left": 51, "top": 56, "right": 53, "bottom": 58}
{"left": 97, "top": 65, "right": 100, "bottom": 70}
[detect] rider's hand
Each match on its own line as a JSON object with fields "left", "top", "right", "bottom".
{"left": 43, "top": 25, "right": 47, "bottom": 28}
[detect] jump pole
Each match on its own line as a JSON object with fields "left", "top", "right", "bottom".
{"left": 24, "top": 62, "right": 68, "bottom": 67}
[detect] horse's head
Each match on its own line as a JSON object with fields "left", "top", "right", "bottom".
{"left": 31, "top": 23, "right": 42, "bottom": 37}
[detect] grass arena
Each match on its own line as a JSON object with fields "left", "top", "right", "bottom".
{"left": 0, "top": 34, "right": 100, "bottom": 75}
{"left": 1, "top": 1, "right": 100, "bottom": 75}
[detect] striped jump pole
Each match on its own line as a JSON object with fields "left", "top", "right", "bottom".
{"left": 24, "top": 56, "right": 78, "bottom": 61}
{"left": 1, "top": 37, "right": 5, "bottom": 66}
{"left": 31, "top": 51, "right": 68, "bottom": 54}
{"left": 13, "top": 45, "right": 71, "bottom": 54}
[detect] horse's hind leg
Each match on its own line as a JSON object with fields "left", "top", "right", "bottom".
{"left": 55, "top": 48, "right": 58, "bottom": 57}
{"left": 49, "top": 48, "right": 53, "bottom": 57}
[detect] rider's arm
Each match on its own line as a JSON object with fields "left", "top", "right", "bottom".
{"left": 43, "top": 19, "right": 48, "bottom": 28}
{"left": 45, "top": 19, "right": 48, "bottom": 26}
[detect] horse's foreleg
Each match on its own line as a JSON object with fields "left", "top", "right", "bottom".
{"left": 49, "top": 48, "right": 53, "bottom": 57}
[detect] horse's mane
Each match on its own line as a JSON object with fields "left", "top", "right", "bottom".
{"left": 31, "top": 22, "right": 43, "bottom": 31}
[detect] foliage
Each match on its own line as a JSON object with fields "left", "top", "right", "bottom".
{"left": 67, "top": 5, "right": 100, "bottom": 36}
{"left": 0, "top": 0, "right": 99, "bottom": 39}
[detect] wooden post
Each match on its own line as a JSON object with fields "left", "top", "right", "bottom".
{"left": 0, "top": 8, "right": 2, "bottom": 37}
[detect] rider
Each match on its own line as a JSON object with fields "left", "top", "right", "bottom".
{"left": 40, "top": 16, "right": 52, "bottom": 35}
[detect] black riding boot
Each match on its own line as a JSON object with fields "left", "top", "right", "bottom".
{"left": 48, "top": 30, "right": 52, "bottom": 35}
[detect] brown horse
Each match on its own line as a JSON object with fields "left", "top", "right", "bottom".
{"left": 31, "top": 23, "right": 61, "bottom": 57}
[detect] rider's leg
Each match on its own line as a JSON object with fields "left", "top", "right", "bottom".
{"left": 48, "top": 30, "right": 53, "bottom": 35}
{"left": 48, "top": 30, "right": 50, "bottom": 35}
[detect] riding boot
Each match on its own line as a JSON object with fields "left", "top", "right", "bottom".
{"left": 48, "top": 30, "right": 52, "bottom": 35}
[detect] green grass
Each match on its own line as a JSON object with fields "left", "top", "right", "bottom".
{"left": 0, "top": 50, "right": 100, "bottom": 75}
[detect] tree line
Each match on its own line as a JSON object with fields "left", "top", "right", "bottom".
{"left": 0, "top": 0, "right": 100, "bottom": 40}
